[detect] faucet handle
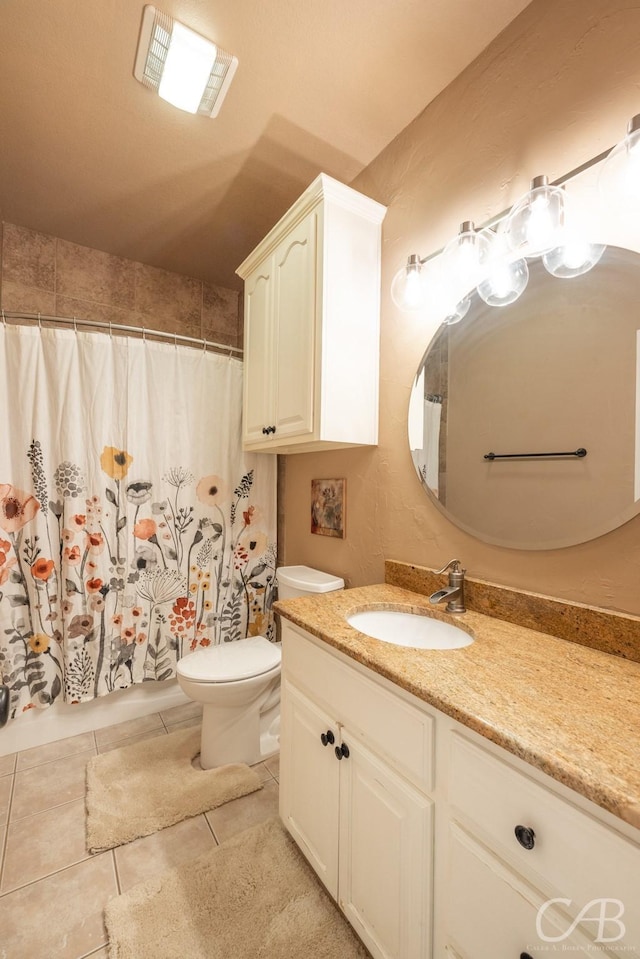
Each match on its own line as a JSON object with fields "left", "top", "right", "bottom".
{"left": 435, "top": 558, "right": 463, "bottom": 575}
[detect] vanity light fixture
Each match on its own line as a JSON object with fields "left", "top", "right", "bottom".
{"left": 393, "top": 112, "right": 640, "bottom": 322}
{"left": 134, "top": 5, "right": 238, "bottom": 117}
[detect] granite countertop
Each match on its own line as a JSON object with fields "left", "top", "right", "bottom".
{"left": 274, "top": 583, "right": 640, "bottom": 830}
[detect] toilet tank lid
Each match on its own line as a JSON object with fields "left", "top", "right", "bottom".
{"left": 277, "top": 565, "right": 344, "bottom": 593}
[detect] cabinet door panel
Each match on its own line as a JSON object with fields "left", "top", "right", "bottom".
{"left": 243, "top": 266, "right": 274, "bottom": 443}
{"left": 279, "top": 680, "right": 339, "bottom": 897}
{"left": 273, "top": 213, "right": 317, "bottom": 438}
{"left": 339, "top": 737, "right": 433, "bottom": 959}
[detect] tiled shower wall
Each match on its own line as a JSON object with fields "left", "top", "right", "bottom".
{"left": 0, "top": 222, "right": 242, "bottom": 349}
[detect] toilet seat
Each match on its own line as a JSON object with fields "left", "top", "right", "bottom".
{"left": 177, "top": 636, "right": 281, "bottom": 684}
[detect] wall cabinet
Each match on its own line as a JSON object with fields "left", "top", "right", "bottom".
{"left": 236, "top": 174, "right": 386, "bottom": 453}
{"left": 279, "top": 622, "right": 640, "bottom": 959}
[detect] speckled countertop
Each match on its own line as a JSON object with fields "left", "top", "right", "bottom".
{"left": 274, "top": 583, "right": 640, "bottom": 830}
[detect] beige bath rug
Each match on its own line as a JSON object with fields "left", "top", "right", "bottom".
{"left": 105, "top": 816, "right": 369, "bottom": 959}
{"left": 85, "top": 725, "right": 262, "bottom": 853}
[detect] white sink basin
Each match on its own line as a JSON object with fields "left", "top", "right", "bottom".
{"left": 346, "top": 609, "right": 473, "bottom": 649}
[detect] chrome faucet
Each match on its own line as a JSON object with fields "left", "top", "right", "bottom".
{"left": 429, "top": 558, "right": 466, "bottom": 613}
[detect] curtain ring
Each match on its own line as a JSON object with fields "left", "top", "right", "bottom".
{"left": 142, "top": 325, "right": 146, "bottom": 343}
{"left": 202, "top": 338, "right": 207, "bottom": 355}
{"left": 109, "top": 321, "right": 113, "bottom": 339}
{"left": 37, "top": 312, "right": 42, "bottom": 330}
{"left": 174, "top": 332, "right": 178, "bottom": 351}
{"left": 73, "top": 316, "right": 78, "bottom": 333}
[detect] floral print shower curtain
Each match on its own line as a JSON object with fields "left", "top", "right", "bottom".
{"left": 0, "top": 324, "right": 276, "bottom": 722}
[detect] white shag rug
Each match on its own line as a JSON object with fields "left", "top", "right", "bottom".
{"left": 86, "top": 725, "right": 262, "bottom": 853}
{"left": 105, "top": 816, "right": 370, "bottom": 959}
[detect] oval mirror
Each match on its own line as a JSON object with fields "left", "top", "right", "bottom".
{"left": 408, "top": 246, "right": 640, "bottom": 549}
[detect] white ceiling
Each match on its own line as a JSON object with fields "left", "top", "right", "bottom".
{"left": 0, "top": 0, "right": 532, "bottom": 290}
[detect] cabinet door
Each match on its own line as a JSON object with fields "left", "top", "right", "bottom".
{"left": 272, "top": 211, "right": 317, "bottom": 439}
{"left": 279, "top": 680, "right": 340, "bottom": 897}
{"left": 243, "top": 263, "right": 275, "bottom": 443}
{"left": 338, "top": 734, "right": 433, "bottom": 959}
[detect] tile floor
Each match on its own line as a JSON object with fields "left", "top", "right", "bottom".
{"left": 0, "top": 701, "right": 281, "bottom": 959}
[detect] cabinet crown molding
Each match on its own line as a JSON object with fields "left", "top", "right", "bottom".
{"left": 236, "top": 172, "right": 386, "bottom": 280}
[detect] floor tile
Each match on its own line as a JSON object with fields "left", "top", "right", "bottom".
{"left": 0, "top": 753, "right": 16, "bottom": 778}
{"left": 114, "top": 814, "right": 217, "bottom": 892}
{"left": 94, "top": 711, "right": 164, "bottom": 748}
{"left": 0, "top": 775, "right": 12, "bottom": 827}
{"left": 0, "top": 853, "right": 117, "bottom": 958}
{"left": 17, "top": 730, "right": 96, "bottom": 771}
{"left": 264, "top": 754, "right": 280, "bottom": 781}
{"left": 96, "top": 725, "right": 167, "bottom": 755}
{"left": 205, "top": 779, "right": 280, "bottom": 844}
{"left": 251, "top": 761, "right": 275, "bottom": 784}
{"left": 10, "top": 748, "right": 94, "bottom": 821}
{"left": 160, "top": 700, "right": 202, "bottom": 727}
{"left": 1, "top": 798, "right": 89, "bottom": 893}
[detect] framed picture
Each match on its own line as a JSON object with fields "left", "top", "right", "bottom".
{"left": 311, "top": 478, "right": 345, "bottom": 539}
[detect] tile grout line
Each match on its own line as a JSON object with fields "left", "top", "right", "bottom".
{"left": 0, "top": 847, "right": 111, "bottom": 900}
{"left": 0, "top": 772, "right": 16, "bottom": 892}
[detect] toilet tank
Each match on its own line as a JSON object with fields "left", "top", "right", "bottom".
{"left": 277, "top": 565, "right": 344, "bottom": 599}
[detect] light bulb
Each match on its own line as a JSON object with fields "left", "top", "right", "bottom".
{"left": 542, "top": 235, "right": 605, "bottom": 278}
{"left": 391, "top": 255, "right": 427, "bottom": 311}
{"left": 505, "top": 176, "right": 565, "bottom": 257}
{"left": 477, "top": 228, "right": 529, "bottom": 307}
{"left": 598, "top": 114, "right": 640, "bottom": 213}
{"left": 442, "top": 221, "right": 490, "bottom": 291}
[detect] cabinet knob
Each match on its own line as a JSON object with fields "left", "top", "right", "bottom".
{"left": 269, "top": 425, "right": 277, "bottom": 434}
{"left": 262, "top": 426, "right": 269, "bottom": 435}
{"left": 514, "top": 825, "right": 536, "bottom": 850}
{"left": 320, "top": 730, "right": 335, "bottom": 746}
{"left": 335, "top": 742, "right": 350, "bottom": 760}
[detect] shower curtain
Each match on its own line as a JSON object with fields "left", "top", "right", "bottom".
{"left": 0, "top": 324, "right": 276, "bottom": 722}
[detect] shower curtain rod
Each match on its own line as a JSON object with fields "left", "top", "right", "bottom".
{"left": 0, "top": 310, "right": 243, "bottom": 356}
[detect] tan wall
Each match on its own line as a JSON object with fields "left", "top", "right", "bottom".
{"left": 0, "top": 222, "right": 242, "bottom": 348}
{"left": 281, "top": 0, "right": 640, "bottom": 615}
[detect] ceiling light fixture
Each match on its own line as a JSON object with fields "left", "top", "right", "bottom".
{"left": 134, "top": 5, "right": 238, "bottom": 117}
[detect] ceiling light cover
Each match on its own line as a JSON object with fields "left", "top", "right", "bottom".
{"left": 134, "top": 5, "right": 238, "bottom": 117}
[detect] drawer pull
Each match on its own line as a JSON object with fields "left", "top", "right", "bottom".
{"left": 320, "top": 730, "right": 335, "bottom": 747}
{"left": 514, "top": 824, "right": 536, "bottom": 850}
{"left": 335, "top": 742, "right": 350, "bottom": 760}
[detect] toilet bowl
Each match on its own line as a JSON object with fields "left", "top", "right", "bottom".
{"left": 177, "top": 565, "right": 344, "bottom": 769}
{"left": 177, "top": 636, "right": 281, "bottom": 769}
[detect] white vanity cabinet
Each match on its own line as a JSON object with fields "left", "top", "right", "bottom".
{"left": 236, "top": 174, "right": 386, "bottom": 454}
{"left": 280, "top": 623, "right": 434, "bottom": 959}
{"left": 279, "top": 620, "right": 640, "bottom": 959}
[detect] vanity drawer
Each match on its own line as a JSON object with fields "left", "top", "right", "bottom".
{"left": 446, "top": 822, "right": 614, "bottom": 958}
{"left": 448, "top": 732, "right": 640, "bottom": 954}
{"left": 282, "top": 624, "right": 434, "bottom": 792}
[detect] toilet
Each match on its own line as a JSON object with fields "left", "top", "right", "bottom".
{"left": 176, "top": 564, "right": 344, "bottom": 769}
